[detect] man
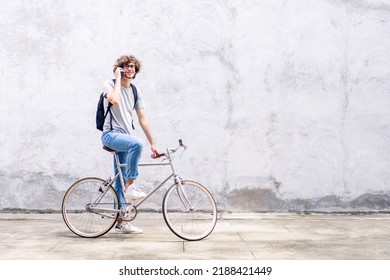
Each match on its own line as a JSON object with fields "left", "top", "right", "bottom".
{"left": 101, "top": 55, "right": 160, "bottom": 234}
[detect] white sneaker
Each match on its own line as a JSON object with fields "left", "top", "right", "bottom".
{"left": 115, "top": 223, "right": 143, "bottom": 234}
{"left": 125, "top": 187, "right": 147, "bottom": 200}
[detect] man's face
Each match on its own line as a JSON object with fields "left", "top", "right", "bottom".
{"left": 122, "top": 63, "right": 136, "bottom": 79}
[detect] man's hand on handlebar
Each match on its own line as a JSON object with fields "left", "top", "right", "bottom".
{"left": 151, "top": 151, "right": 165, "bottom": 159}
{"left": 150, "top": 140, "right": 187, "bottom": 159}
{"left": 151, "top": 144, "right": 165, "bottom": 159}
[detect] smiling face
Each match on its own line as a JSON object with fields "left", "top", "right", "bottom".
{"left": 122, "top": 63, "right": 136, "bottom": 79}
{"left": 113, "top": 55, "right": 142, "bottom": 79}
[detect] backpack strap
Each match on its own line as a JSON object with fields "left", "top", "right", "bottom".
{"left": 130, "top": 83, "right": 138, "bottom": 110}
{"left": 101, "top": 93, "right": 113, "bottom": 131}
{"left": 130, "top": 84, "right": 138, "bottom": 130}
{"left": 105, "top": 79, "right": 116, "bottom": 130}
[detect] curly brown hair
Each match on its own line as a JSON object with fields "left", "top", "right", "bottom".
{"left": 113, "top": 55, "right": 142, "bottom": 77}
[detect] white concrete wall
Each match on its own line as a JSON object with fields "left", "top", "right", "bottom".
{"left": 1, "top": 0, "right": 390, "bottom": 212}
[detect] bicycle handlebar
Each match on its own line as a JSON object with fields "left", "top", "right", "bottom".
{"left": 151, "top": 139, "right": 186, "bottom": 159}
{"left": 151, "top": 152, "right": 165, "bottom": 159}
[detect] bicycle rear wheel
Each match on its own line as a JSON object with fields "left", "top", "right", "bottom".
{"left": 162, "top": 180, "right": 217, "bottom": 241}
{"left": 62, "top": 177, "right": 118, "bottom": 238}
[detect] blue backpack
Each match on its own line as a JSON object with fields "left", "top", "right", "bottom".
{"left": 96, "top": 79, "right": 138, "bottom": 131}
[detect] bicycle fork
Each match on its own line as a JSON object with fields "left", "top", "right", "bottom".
{"left": 174, "top": 176, "right": 194, "bottom": 212}
{"left": 165, "top": 148, "right": 194, "bottom": 212}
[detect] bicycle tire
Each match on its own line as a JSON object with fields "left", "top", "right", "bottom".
{"left": 62, "top": 177, "right": 119, "bottom": 238}
{"left": 162, "top": 180, "right": 217, "bottom": 241}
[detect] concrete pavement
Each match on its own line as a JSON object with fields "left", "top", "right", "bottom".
{"left": 0, "top": 212, "right": 390, "bottom": 260}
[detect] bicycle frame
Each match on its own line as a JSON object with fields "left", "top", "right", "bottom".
{"left": 100, "top": 147, "right": 194, "bottom": 213}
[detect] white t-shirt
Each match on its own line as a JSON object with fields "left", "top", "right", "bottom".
{"left": 102, "top": 79, "right": 145, "bottom": 134}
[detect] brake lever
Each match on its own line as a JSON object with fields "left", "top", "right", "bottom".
{"left": 179, "top": 139, "right": 187, "bottom": 149}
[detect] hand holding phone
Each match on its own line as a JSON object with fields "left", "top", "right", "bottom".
{"left": 115, "top": 67, "right": 123, "bottom": 79}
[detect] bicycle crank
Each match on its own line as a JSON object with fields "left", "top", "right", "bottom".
{"left": 121, "top": 203, "right": 138, "bottom": 221}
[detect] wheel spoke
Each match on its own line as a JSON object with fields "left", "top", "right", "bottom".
{"left": 62, "top": 178, "right": 118, "bottom": 238}
{"left": 163, "top": 181, "right": 217, "bottom": 241}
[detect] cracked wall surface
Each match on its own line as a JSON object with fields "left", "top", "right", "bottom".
{"left": 1, "top": 0, "right": 390, "bottom": 212}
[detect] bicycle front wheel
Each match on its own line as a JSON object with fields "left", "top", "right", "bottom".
{"left": 162, "top": 180, "right": 217, "bottom": 241}
{"left": 62, "top": 177, "right": 119, "bottom": 238}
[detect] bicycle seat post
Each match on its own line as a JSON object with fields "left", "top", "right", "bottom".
{"left": 103, "top": 146, "right": 126, "bottom": 191}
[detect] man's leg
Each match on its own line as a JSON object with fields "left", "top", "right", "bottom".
{"left": 102, "top": 132, "right": 142, "bottom": 225}
{"left": 123, "top": 136, "right": 143, "bottom": 187}
{"left": 102, "top": 132, "right": 143, "bottom": 182}
{"left": 114, "top": 152, "right": 127, "bottom": 227}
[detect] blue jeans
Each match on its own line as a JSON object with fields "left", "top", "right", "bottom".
{"left": 101, "top": 131, "right": 144, "bottom": 209}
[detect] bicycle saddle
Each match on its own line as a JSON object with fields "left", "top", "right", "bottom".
{"left": 103, "top": 145, "right": 117, "bottom": 153}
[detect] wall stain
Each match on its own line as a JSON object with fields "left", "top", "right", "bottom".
{"left": 225, "top": 187, "right": 390, "bottom": 213}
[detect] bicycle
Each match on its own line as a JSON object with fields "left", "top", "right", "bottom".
{"left": 61, "top": 140, "right": 217, "bottom": 241}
